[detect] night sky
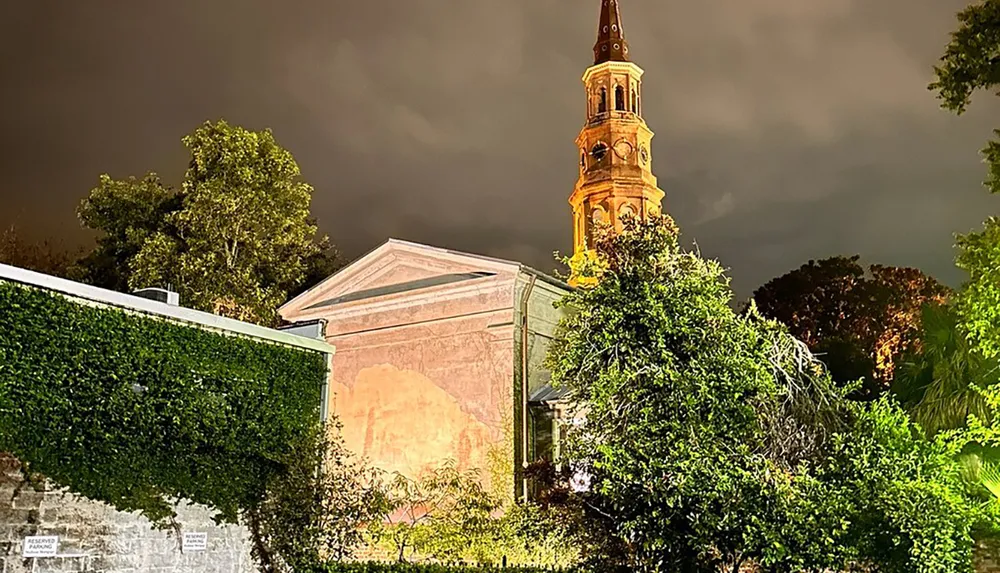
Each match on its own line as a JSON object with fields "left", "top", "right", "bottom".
{"left": 2, "top": 0, "right": 998, "bottom": 297}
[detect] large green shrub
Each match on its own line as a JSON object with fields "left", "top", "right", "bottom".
{"left": 546, "top": 216, "right": 997, "bottom": 572}
{"left": 0, "top": 279, "right": 328, "bottom": 524}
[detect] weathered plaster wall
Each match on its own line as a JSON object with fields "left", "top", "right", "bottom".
{"left": 323, "top": 275, "right": 519, "bottom": 496}
{"left": 0, "top": 458, "right": 252, "bottom": 573}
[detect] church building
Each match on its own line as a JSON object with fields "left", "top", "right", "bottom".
{"left": 279, "top": 0, "right": 666, "bottom": 502}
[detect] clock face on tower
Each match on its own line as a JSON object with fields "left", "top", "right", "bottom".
{"left": 639, "top": 144, "right": 649, "bottom": 165}
{"left": 591, "top": 141, "right": 609, "bottom": 162}
{"left": 613, "top": 139, "right": 633, "bottom": 160}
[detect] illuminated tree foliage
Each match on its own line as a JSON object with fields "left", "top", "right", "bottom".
{"left": 545, "top": 217, "right": 993, "bottom": 572}
{"left": 77, "top": 120, "right": 336, "bottom": 325}
{"left": 749, "top": 256, "right": 950, "bottom": 399}
{"left": 931, "top": 0, "right": 1000, "bottom": 359}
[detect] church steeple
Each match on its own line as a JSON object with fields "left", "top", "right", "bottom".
{"left": 569, "top": 0, "right": 664, "bottom": 285}
{"left": 594, "top": 0, "right": 630, "bottom": 64}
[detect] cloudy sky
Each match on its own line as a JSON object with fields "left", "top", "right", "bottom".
{"left": 1, "top": 0, "right": 998, "bottom": 297}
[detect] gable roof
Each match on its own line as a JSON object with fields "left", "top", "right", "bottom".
{"left": 280, "top": 239, "right": 569, "bottom": 319}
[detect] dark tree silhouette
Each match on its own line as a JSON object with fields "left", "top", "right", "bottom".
{"left": 748, "top": 256, "right": 951, "bottom": 399}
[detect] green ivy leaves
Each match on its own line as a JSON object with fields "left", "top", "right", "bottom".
{"left": 0, "top": 280, "right": 326, "bottom": 525}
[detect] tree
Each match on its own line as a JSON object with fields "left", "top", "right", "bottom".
{"left": 369, "top": 462, "right": 588, "bottom": 568}
{"left": 954, "top": 221, "right": 1000, "bottom": 360}
{"left": 77, "top": 120, "right": 335, "bottom": 325}
{"left": 545, "top": 216, "right": 993, "bottom": 572}
{"left": 547, "top": 216, "right": 797, "bottom": 570}
{"left": 930, "top": 0, "right": 1000, "bottom": 116}
{"left": 749, "top": 256, "right": 950, "bottom": 399}
{"left": 892, "top": 303, "right": 1000, "bottom": 437}
{"left": 931, "top": 0, "right": 1000, "bottom": 360}
{"left": 76, "top": 173, "right": 180, "bottom": 291}
{"left": 0, "top": 226, "right": 79, "bottom": 278}
{"left": 246, "top": 423, "right": 390, "bottom": 573}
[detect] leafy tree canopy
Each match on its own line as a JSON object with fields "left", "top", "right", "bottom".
{"left": 77, "top": 120, "right": 337, "bottom": 325}
{"left": 749, "top": 255, "right": 950, "bottom": 399}
{"left": 955, "top": 219, "right": 1000, "bottom": 360}
{"left": 930, "top": 0, "right": 1000, "bottom": 115}
{"left": 932, "top": 0, "right": 1000, "bottom": 360}
{"left": 545, "top": 217, "right": 995, "bottom": 572}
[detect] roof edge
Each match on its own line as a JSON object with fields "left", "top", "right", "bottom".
{"left": 0, "top": 263, "right": 333, "bottom": 355}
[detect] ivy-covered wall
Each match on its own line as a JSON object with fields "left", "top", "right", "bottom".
{"left": 0, "top": 277, "right": 329, "bottom": 571}
{"left": 0, "top": 279, "right": 328, "bottom": 523}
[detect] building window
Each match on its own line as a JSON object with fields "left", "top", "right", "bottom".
{"left": 631, "top": 89, "right": 637, "bottom": 113}
{"left": 615, "top": 85, "right": 625, "bottom": 111}
{"left": 598, "top": 87, "right": 607, "bottom": 114}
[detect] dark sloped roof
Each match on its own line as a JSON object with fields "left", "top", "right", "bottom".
{"left": 304, "top": 271, "right": 495, "bottom": 310}
{"left": 529, "top": 383, "right": 570, "bottom": 403}
{"left": 594, "top": 0, "right": 630, "bottom": 64}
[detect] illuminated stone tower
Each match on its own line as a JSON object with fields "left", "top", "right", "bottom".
{"left": 569, "top": 0, "right": 665, "bottom": 279}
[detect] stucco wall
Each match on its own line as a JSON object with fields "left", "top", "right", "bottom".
{"left": 323, "top": 274, "right": 519, "bottom": 497}
{"left": 0, "top": 457, "right": 252, "bottom": 573}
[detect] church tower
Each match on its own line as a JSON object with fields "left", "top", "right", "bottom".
{"left": 569, "top": 0, "right": 665, "bottom": 278}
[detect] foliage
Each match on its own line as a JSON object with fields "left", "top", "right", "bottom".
{"left": 955, "top": 218, "right": 1000, "bottom": 360}
{"left": 77, "top": 120, "right": 335, "bottom": 325}
{"left": 0, "top": 279, "right": 326, "bottom": 525}
{"left": 375, "top": 463, "right": 496, "bottom": 563}
{"left": 791, "top": 399, "right": 996, "bottom": 572}
{"left": 246, "top": 422, "right": 391, "bottom": 573}
{"left": 546, "top": 216, "right": 792, "bottom": 570}
{"left": 749, "top": 255, "right": 950, "bottom": 398}
{"left": 544, "top": 216, "right": 996, "bottom": 572}
{"left": 930, "top": 0, "right": 1000, "bottom": 115}
{"left": 892, "top": 303, "right": 1000, "bottom": 436}
{"left": 370, "top": 463, "right": 581, "bottom": 568}
{"left": 76, "top": 173, "right": 181, "bottom": 291}
{"left": 931, "top": 1, "right": 1000, "bottom": 361}
{"left": 752, "top": 311, "right": 847, "bottom": 469}
{"left": 0, "top": 225, "right": 80, "bottom": 278}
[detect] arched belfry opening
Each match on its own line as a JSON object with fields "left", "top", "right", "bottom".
{"left": 615, "top": 85, "right": 625, "bottom": 111}
{"left": 598, "top": 87, "right": 607, "bottom": 114}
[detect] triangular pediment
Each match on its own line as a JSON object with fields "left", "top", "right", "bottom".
{"left": 279, "top": 239, "right": 522, "bottom": 319}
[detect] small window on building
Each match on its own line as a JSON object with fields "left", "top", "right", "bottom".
{"left": 631, "top": 90, "right": 637, "bottom": 113}
{"left": 598, "top": 88, "right": 607, "bottom": 114}
{"left": 615, "top": 85, "right": 625, "bottom": 111}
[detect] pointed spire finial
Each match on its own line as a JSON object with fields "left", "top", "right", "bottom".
{"left": 593, "top": 0, "right": 630, "bottom": 65}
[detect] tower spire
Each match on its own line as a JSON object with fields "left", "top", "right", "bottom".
{"left": 594, "top": 0, "right": 630, "bottom": 65}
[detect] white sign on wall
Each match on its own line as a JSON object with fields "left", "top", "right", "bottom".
{"left": 22, "top": 536, "right": 59, "bottom": 557}
{"left": 182, "top": 532, "right": 208, "bottom": 553}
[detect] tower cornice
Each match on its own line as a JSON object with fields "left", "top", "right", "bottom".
{"left": 582, "top": 61, "right": 645, "bottom": 84}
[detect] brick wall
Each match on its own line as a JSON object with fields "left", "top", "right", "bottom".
{"left": 0, "top": 457, "right": 253, "bottom": 573}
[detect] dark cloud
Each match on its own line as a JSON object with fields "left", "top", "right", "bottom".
{"left": 1, "top": 0, "right": 998, "bottom": 297}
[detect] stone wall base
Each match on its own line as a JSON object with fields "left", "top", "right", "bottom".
{"left": 0, "top": 457, "right": 254, "bottom": 573}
